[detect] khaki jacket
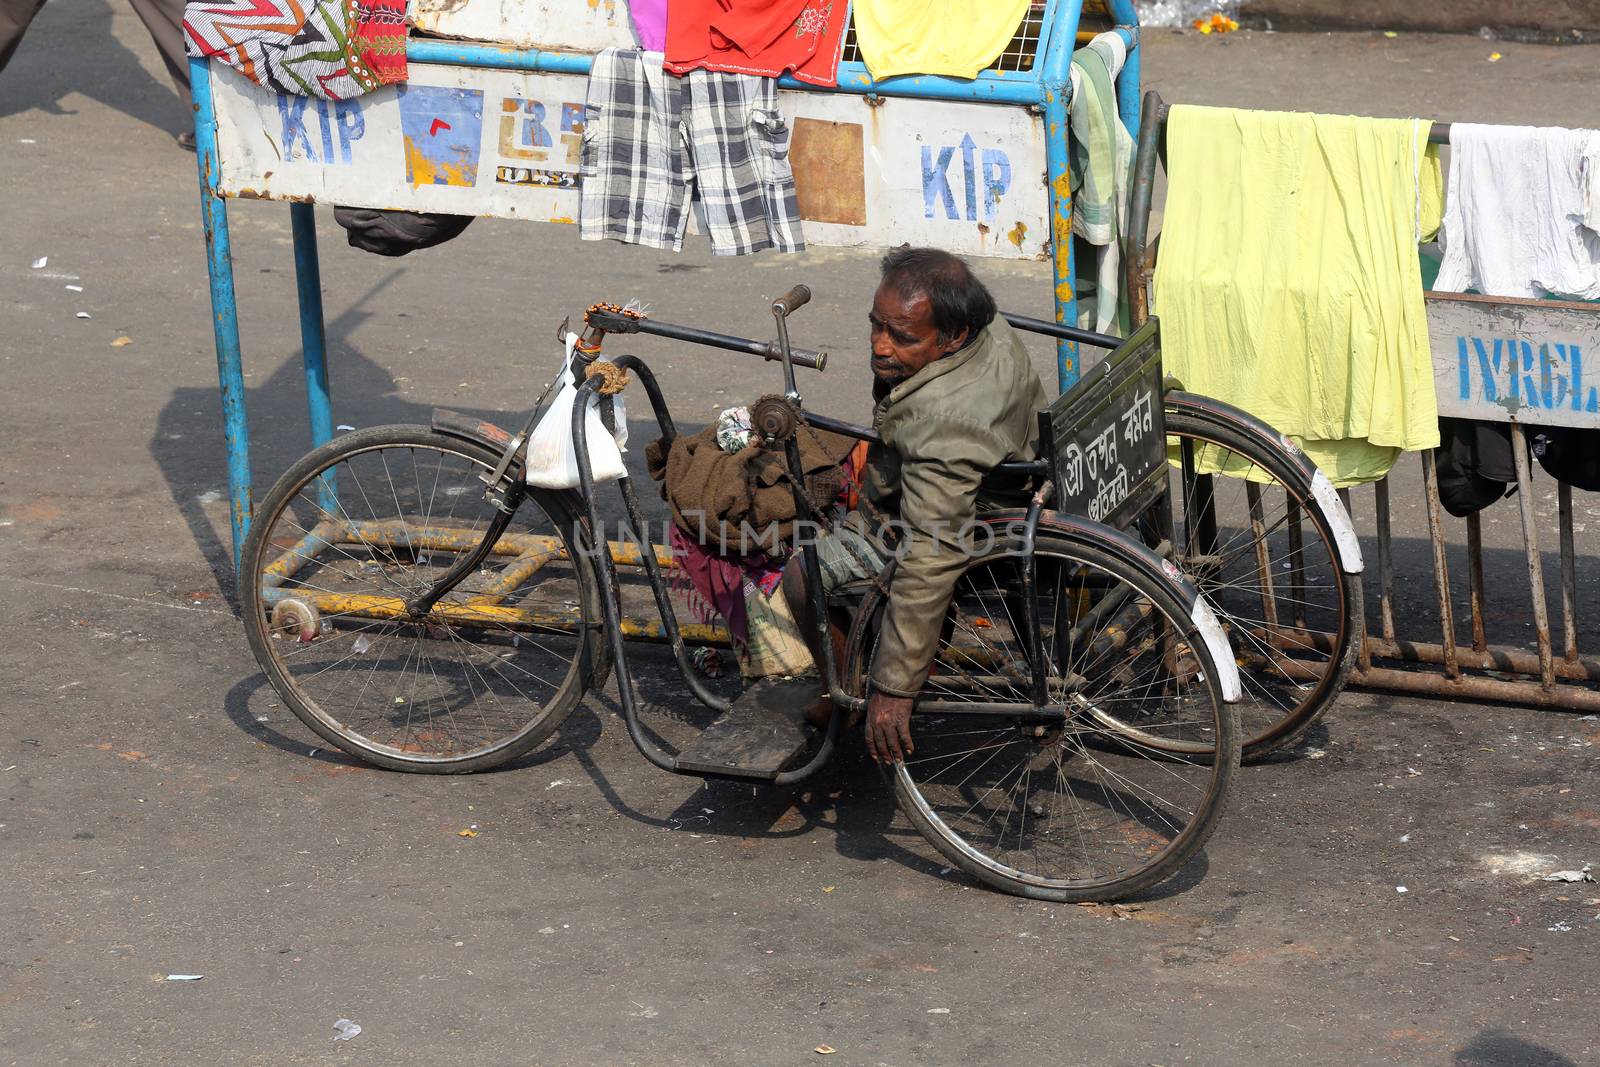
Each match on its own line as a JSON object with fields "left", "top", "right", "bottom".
{"left": 859, "top": 316, "right": 1048, "bottom": 696}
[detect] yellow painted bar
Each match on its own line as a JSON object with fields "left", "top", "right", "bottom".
{"left": 302, "top": 590, "right": 582, "bottom": 631}
{"left": 272, "top": 520, "right": 713, "bottom": 643}
{"left": 259, "top": 518, "right": 344, "bottom": 587}
{"left": 615, "top": 616, "right": 730, "bottom": 646}
{"left": 340, "top": 518, "right": 549, "bottom": 557}
{"left": 604, "top": 539, "right": 678, "bottom": 569}
{"left": 287, "top": 590, "right": 732, "bottom": 646}
{"left": 464, "top": 548, "right": 561, "bottom": 606}
{"left": 337, "top": 519, "right": 675, "bottom": 569}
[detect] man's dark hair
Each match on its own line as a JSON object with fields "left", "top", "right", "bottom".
{"left": 879, "top": 246, "right": 998, "bottom": 344}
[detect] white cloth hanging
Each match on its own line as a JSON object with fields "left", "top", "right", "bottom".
{"left": 1436, "top": 122, "right": 1600, "bottom": 301}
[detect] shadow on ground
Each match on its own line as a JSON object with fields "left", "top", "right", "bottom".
{"left": 1456, "top": 1028, "right": 1577, "bottom": 1067}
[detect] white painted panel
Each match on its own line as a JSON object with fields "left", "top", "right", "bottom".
{"left": 210, "top": 62, "right": 1050, "bottom": 261}
{"left": 782, "top": 93, "right": 1049, "bottom": 261}
{"left": 212, "top": 64, "right": 588, "bottom": 222}
{"left": 1428, "top": 292, "right": 1600, "bottom": 429}
{"left": 411, "top": 0, "right": 638, "bottom": 52}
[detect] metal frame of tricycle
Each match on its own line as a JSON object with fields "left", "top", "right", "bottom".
{"left": 244, "top": 298, "right": 1362, "bottom": 740}
{"left": 188, "top": 0, "right": 1145, "bottom": 574}
{"left": 552, "top": 298, "right": 1237, "bottom": 784}
{"left": 249, "top": 289, "right": 1201, "bottom": 785}
{"left": 248, "top": 304, "right": 1254, "bottom": 736}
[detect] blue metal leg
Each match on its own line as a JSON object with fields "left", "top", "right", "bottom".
{"left": 1044, "top": 86, "right": 1080, "bottom": 390}
{"left": 191, "top": 57, "right": 253, "bottom": 574}
{"left": 1041, "top": 0, "right": 1084, "bottom": 391}
{"left": 290, "top": 202, "right": 334, "bottom": 449}
{"left": 1117, "top": 30, "right": 1141, "bottom": 141}
{"left": 1110, "top": 1, "right": 1143, "bottom": 140}
{"left": 289, "top": 202, "right": 338, "bottom": 515}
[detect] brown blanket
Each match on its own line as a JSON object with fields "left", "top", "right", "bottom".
{"left": 645, "top": 426, "right": 852, "bottom": 556}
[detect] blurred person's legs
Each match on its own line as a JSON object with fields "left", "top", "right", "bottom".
{"left": 3, "top": 0, "right": 190, "bottom": 144}
{"left": 128, "top": 0, "right": 192, "bottom": 145}
{"left": 0, "top": 0, "right": 48, "bottom": 72}
{"left": 127, "top": 0, "right": 188, "bottom": 95}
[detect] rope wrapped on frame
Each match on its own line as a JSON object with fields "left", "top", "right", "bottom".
{"left": 584, "top": 360, "right": 631, "bottom": 396}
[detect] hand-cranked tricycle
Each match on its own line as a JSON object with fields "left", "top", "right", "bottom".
{"left": 239, "top": 285, "right": 1363, "bottom": 902}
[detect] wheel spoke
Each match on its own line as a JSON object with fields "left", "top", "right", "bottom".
{"left": 889, "top": 534, "right": 1236, "bottom": 900}
{"left": 245, "top": 433, "right": 591, "bottom": 770}
{"left": 1166, "top": 417, "right": 1353, "bottom": 757}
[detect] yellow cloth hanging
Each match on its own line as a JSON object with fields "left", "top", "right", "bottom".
{"left": 1152, "top": 105, "right": 1444, "bottom": 487}
{"left": 853, "top": 0, "right": 1030, "bottom": 81}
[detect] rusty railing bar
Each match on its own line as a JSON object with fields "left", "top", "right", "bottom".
{"left": 1466, "top": 510, "right": 1489, "bottom": 654}
{"left": 1364, "top": 636, "right": 1600, "bottom": 685}
{"left": 1287, "top": 498, "right": 1308, "bottom": 631}
{"left": 1508, "top": 423, "right": 1557, "bottom": 690}
{"left": 1342, "top": 485, "right": 1373, "bottom": 673}
{"left": 1351, "top": 662, "right": 1600, "bottom": 713}
{"left": 1373, "top": 478, "right": 1396, "bottom": 643}
{"left": 1245, "top": 481, "right": 1281, "bottom": 633}
{"left": 1559, "top": 480, "right": 1578, "bottom": 664}
{"left": 1419, "top": 451, "right": 1461, "bottom": 678}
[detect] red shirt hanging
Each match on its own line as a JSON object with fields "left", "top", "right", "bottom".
{"left": 665, "top": 0, "right": 850, "bottom": 88}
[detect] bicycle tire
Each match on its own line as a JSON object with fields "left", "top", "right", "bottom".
{"left": 843, "top": 529, "right": 1240, "bottom": 903}
{"left": 1161, "top": 401, "right": 1361, "bottom": 761}
{"left": 240, "top": 425, "right": 602, "bottom": 773}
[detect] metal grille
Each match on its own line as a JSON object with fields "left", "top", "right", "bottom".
{"left": 838, "top": 1, "right": 1052, "bottom": 74}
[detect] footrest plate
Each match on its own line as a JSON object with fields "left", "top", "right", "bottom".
{"left": 674, "top": 677, "right": 819, "bottom": 781}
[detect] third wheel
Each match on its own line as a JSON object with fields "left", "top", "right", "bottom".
{"left": 1161, "top": 404, "right": 1360, "bottom": 761}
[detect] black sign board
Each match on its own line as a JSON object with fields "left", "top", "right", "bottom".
{"left": 1038, "top": 318, "right": 1166, "bottom": 531}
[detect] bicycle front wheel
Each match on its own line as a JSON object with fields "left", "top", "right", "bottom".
{"left": 845, "top": 530, "right": 1239, "bottom": 903}
{"left": 1162, "top": 401, "right": 1360, "bottom": 760}
{"left": 241, "top": 426, "right": 601, "bottom": 773}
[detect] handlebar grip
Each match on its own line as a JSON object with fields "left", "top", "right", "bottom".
{"left": 772, "top": 284, "right": 812, "bottom": 317}
{"left": 762, "top": 341, "right": 826, "bottom": 371}
{"left": 787, "top": 346, "right": 827, "bottom": 372}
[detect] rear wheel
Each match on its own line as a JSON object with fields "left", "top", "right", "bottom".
{"left": 1161, "top": 405, "right": 1359, "bottom": 760}
{"left": 844, "top": 531, "right": 1239, "bottom": 902}
{"left": 241, "top": 426, "right": 601, "bottom": 773}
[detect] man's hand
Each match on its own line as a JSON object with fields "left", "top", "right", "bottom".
{"left": 865, "top": 691, "right": 915, "bottom": 764}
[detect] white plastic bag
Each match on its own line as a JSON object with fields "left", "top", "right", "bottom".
{"left": 524, "top": 333, "right": 628, "bottom": 488}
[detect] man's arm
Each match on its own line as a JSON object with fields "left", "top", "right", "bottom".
{"left": 866, "top": 415, "right": 1009, "bottom": 762}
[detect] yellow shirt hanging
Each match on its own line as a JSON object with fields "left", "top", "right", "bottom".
{"left": 854, "top": 0, "right": 1031, "bottom": 80}
{"left": 1152, "top": 105, "right": 1444, "bottom": 487}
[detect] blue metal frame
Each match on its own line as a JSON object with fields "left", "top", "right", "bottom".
{"left": 193, "top": 4, "right": 1142, "bottom": 566}
{"left": 190, "top": 55, "right": 253, "bottom": 573}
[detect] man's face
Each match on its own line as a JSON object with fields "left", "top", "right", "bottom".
{"left": 868, "top": 283, "right": 968, "bottom": 386}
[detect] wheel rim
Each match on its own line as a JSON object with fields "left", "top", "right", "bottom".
{"left": 890, "top": 543, "right": 1230, "bottom": 893}
{"left": 1166, "top": 430, "right": 1349, "bottom": 751}
{"left": 250, "top": 438, "right": 588, "bottom": 764}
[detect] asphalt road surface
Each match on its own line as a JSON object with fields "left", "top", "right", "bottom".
{"left": 2, "top": 8, "right": 1598, "bottom": 1064}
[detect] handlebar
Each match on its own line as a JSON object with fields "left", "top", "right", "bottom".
{"left": 584, "top": 299, "right": 1120, "bottom": 376}
{"left": 642, "top": 316, "right": 827, "bottom": 371}
{"left": 584, "top": 306, "right": 827, "bottom": 371}
{"left": 772, "top": 284, "right": 812, "bottom": 317}
{"left": 773, "top": 343, "right": 825, "bottom": 371}
{"left": 1001, "top": 311, "right": 1122, "bottom": 351}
